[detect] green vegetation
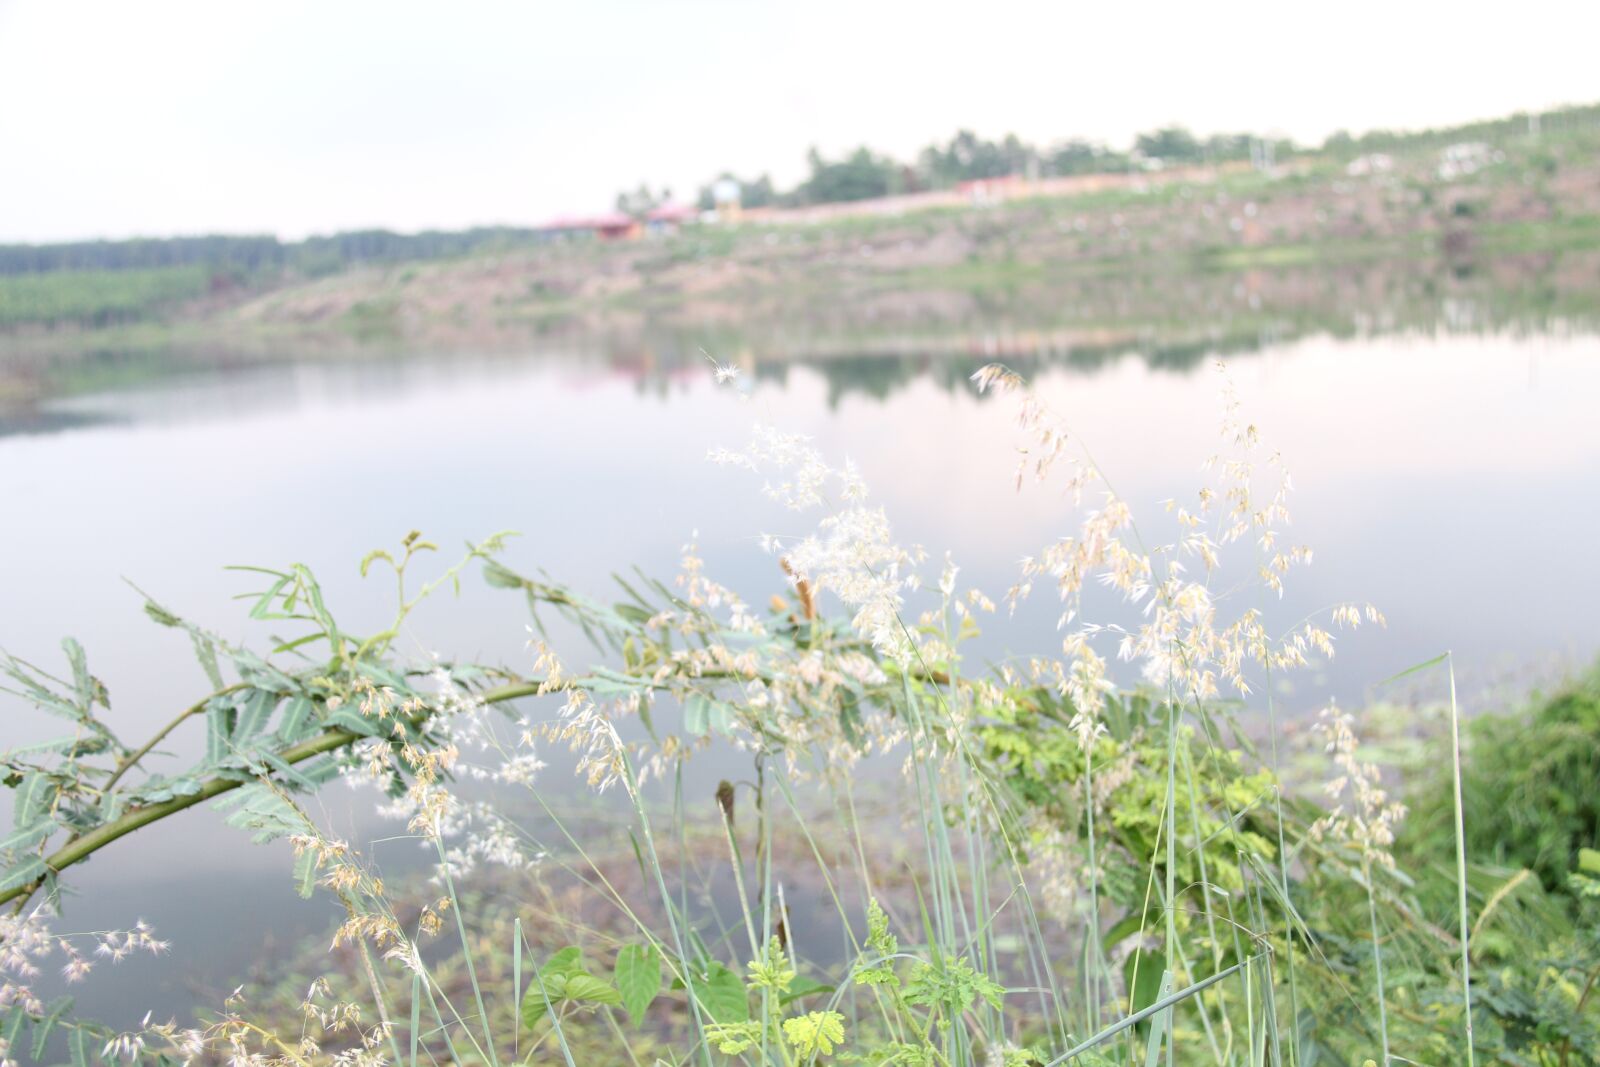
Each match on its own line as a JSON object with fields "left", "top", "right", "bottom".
{"left": 691, "top": 102, "right": 1600, "bottom": 211}
{"left": 1402, "top": 671, "right": 1600, "bottom": 895}
{"left": 0, "top": 228, "right": 554, "bottom": 278}
{"left": 2, "top": 365, "right": 1594, "bottom": 1066}
{"left": 0, "top": 266, "right": 214, "bottom": 327}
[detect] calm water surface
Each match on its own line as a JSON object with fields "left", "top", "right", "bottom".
{"left": 3, "top": 328, "right": 1598, "bottom": 1029}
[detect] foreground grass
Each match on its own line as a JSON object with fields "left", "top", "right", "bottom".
{"left": 1, "top": 366, "right": 1595, "bottom": 1067}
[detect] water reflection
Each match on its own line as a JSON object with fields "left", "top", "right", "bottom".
{"left": 2, "top": 260, "right": 1599, "bottom": 1035}
{"left": 5, "top": 248, "right": 1600, "bottom": 432}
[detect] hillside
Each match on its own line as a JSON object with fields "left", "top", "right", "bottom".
{"left": 1, "top": 104, "right": 1598, "bottom": 382}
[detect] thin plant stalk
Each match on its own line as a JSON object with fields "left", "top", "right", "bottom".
{"left": 1446, "top": 654, "right": 1476, "bottom": 1067}
{"left": 1364, "top": 859, "right": 1390, "bottom": 1066}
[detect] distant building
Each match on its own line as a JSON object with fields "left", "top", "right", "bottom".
{"left": 645, "top": 202, "right": 697, "bottom": 235}
{"left": 711, "top": 178, "right": 742, "bottom": 222}
{"left": 537, "top": 212, "right": 641, "bottom": 241}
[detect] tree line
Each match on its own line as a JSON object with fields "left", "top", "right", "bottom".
{"left": 0, "top": 227, "right": 547, "bottom": 277}
{"left": 691, "top": 124, "right": 1293, "bottom": 211}
{"left": 688, "top": 102, "right": 1600, "bottom": 212}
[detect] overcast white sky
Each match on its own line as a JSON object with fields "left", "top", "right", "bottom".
{"left": 1, "top": 0, "right": 1595, "bottom": 243}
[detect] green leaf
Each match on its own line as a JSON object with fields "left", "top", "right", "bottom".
{"left": 30, "top": 996, "right": 73, "bottom": 1059}
{"left": 191, "top": 632, "right": 225, "bottom": 690}
{"left": 216, "top": 783, "right": 306, "bottom": 843}
{"left": 684, "top": 693, "right": 710, "bottom": 737}
{"left": 293, "top": 845, "right": 319, "bottom": 899}
{"left": 244, "top": 572, "right": 294, "bottom": 620}
{"left": 1578, "top": 847, "right": 1600, "bottom": 876}
{"left": 562, "top": 974, "right": 622, "bottom": 1006}
{"left": 707, "top": 699, "right": 735, "bottom": 737}
{"left": 779, "top": 977, "right": 835, "bottom": 1006}
{"left": 0, "top": 855, "right": 47, "bottom": 894}
{"left": 205, "top": 703, "right": 235, "bottom": 763}
{"left": 520, "top": 947, "right": 588, "bottom": 1028}
{"left": 1103, "top": 912, "right": 1147, "bottom": 949}
{"left": 1122, "top": 948, "right": 1167, "bottom": 1036}
{"left": 543, "top": 946, "right": 584, "bottom": 979}
{"left": 232, "top": 689, "right": 278, "bottom": 743}
{"left": 1141, "top": 972, "right": 1175, "bottom": 1067}
{"left": 13, "top": 772, "right": 55, "bottom": 828}
{"left": 324, "top": 709, "right": 384, "bottom": 737}
{"left": 255, "top": 750, "right": 319, "bottom": 793}
{"left": 276, "top": 696, "right": 314, "bottom": 742}
{"left": 521, "top": 978, "right": 559, "bottom": 1030}
{"left": 63, "top": 638, "right": 105, "bottom": 711}
{"left": 68, "top": 1024, "right": 89, "bottom": 1067}
{"left": 698, "top": 961, "right": 749, "bottom": 1024}
{"left": 782, "top": 1010, "right": 846, "bottom": 1058}
{"left": 360, "top": 549, "right": 396, "bottom": 577}
{"left": 143, "top": 600, "right": 183, "bottom": 627}
{"left": 1, "top": 1005, "right": 23, "bottom": 1048}
{"left": 0, "top": 820, "right": 54, "bottom": 855}
{"left": 614, "top": 943, "right": 663, "bottom": 1021}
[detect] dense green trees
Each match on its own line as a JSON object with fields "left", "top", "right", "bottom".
{"left": 0, "top": 228, "right": 546, "bottom": 280}
{"left": 687, "top": 122, "right": 1285, "bottom": 210}
{"left": 795, "top": 146, "right": 905, "bottom": 203}
{"left": 0, "top": 228, "right": 555, "bottom": 327}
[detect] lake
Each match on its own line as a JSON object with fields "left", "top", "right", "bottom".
{"left": 3, "top": 313, "right": 1598, "bottom": 1031}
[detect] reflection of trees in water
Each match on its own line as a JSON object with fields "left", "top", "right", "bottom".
{"left": 699, "top": 250, "right": 1600, "bottom": 407}
{"left": 793, "top": 333, "right": 1267, "bottom": 410}
{"left": 8, "top": 251, "right": 1600, "bottom": 417}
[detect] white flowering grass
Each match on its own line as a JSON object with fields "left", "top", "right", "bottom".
{"left": 8, "top": 360, "right": 1505, "bottom": 1067}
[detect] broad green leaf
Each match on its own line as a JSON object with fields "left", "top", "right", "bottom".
{"left": 706, "top": 699, "right": 735, "bottom": 737}
{"left": 562, "top": 974, "right": 621, "bottom": 1006}
{"left": 697, "top": 961, "right": 749, "bottom": 1024}
{"left": 520, "top": 947, "right": 587, "bottom": 1028}
{"left": 521, "top": 978, "right": 559, "bottom": 1030}
{"left": 683, "top": 693, "right": 710, "bottom": 737}
{"left": 1123, "top": 948, "right": 1167, "bottom": 1037}
{"left": 779, "top": 977, "right": 835, "bottom": 1006}
{"left": 614, "top": 943, "right": 663, "bottom": 1021}
{"left": 543, "top": 946, "right": 584, "bottom": 979}
{"left": 1102, "top": 911, "right": 1150, "bottom": 949}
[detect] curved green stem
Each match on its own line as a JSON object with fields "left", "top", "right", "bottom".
{"left": 0, "top": 676, "right": 550, "bottom": 911}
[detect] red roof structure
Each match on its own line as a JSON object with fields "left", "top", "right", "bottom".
{"left": 538, "top": 212, "right": 639, "bottom": 240}
{"left": 646, "top": 202, "right": 698, "bottom": 224}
